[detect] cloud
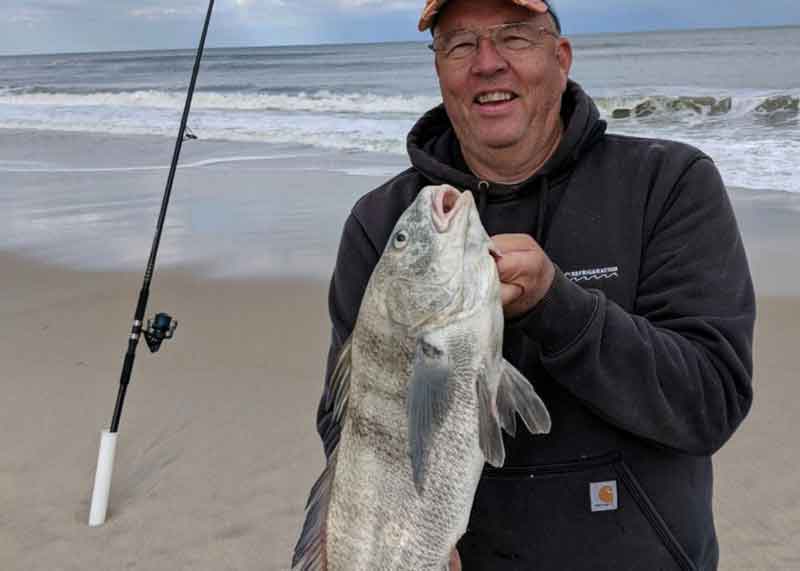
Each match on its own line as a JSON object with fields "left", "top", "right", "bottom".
{"left": 231, "top": 0, "right": 287, "bottom": 7}
{"left": 25, "top": 0, "right": 86, "bottom": 7}
{"left": 129, "top": 6, "right": 206, "bottom": 20}
{"left": 1, "top": 0, "right": 799, "bottom": 55}
{"left": 335, "top": 0, "right": 418, "bottom": 9}
{"left": 2, "top": 9, "right": 41, "bottom": 24}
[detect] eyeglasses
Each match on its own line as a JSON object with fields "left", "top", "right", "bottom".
{"left": 428, "top": 21, "right": 559, "bottom": 63}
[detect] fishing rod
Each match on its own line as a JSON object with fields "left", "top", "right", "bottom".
{"left": 88, "top": 0, "right": 216, "bottom": 527}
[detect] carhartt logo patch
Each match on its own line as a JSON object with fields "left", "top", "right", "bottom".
{"left": 590, "top": 481, "right": 618, "bottom": 512}
{"left": 565, "top": 266, "right": 619, "bottom": 283}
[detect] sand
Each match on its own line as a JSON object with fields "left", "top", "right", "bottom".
{"left": 714, "top": 297, "right": 800, "bottom": 568}
{"left": 0, "top": 255, "right": 330, "bottom": 570}
{"left": 1, "top": 259, "right": 798, "bottom": 569}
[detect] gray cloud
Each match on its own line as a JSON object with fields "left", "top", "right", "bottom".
{"left": 0, "top": 0, "right": 799, "bottom": 55}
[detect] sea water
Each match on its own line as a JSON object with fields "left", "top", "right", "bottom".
{"left": 0, "top": 26, "right": 798, "bottom": 277}
{"left": 1, "top": 26, "right": 798, "bottom": 192}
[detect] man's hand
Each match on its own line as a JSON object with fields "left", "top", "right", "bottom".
{"left": 492, "top": 233, "right": 555, "bottom": 319}
{"left": 449, "top": 547, "right": 461, "bottom": 571}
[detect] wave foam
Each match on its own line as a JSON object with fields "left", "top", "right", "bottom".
{"left": 0, "top": 88, "right": 441, "bottom": 116}
{"left": 0, "top": 154, "right": 318, "bottom": 173}
{"left": 2, "top": 88, "right": 797, "bottom": 193}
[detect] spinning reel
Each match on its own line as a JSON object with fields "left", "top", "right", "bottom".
{"left": 143, "top": 312, "right": 178, "bottom": 353}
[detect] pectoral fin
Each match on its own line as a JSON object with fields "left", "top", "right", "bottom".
{"left": 408, "top": 334, "right": 451, "bottom": 492}
{"left": 497, "top": 360, "right": 551, "bottom": 436}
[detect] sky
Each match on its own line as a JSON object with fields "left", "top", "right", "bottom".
{"left": 1, "top": 0, "right": 799, "bottom": 55}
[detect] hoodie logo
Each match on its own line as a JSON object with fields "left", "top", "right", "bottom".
{"left": 590, "top": 481, "right": 618, "bottom": 512}
{"left": 565, "top": 266, "right": 619, "bottom": 283}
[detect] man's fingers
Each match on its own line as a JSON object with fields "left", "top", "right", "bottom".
{"left": 491, "top": 233, "right": 538, "bottom": 252}
{"left": 491, "top": 232, "right": 553, "bottom": 317}
{"left": 495, "top": 250, "right": 530, "bottom": 283}
{"left": 494, "top": 253, "right": 514, "bottom": 281}
{"left": 449, "top": 548, "right": 462, "bottom": 571}
{"left": 500, "top": 282, "right": 524, "bottom": 306}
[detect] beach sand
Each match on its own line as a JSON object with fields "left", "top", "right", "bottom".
{"left": 1, "top": 254, "right": 798, "bottom": 570}
{"left": 0, "top": 254, "right": 330, "bottom": 570}
{"left": 1, "top": 130, "right": 799, "bottom": 569}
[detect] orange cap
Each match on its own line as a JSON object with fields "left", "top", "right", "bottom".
{"left": 418, "top": 0, "right": 554, "bottom": 32}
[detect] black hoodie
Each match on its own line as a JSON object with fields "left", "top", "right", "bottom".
{"left": 316, "top": 81, "right": 755, "bottom": 570}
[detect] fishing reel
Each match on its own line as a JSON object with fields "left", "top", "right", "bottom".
{"left": 143, "top": 312, "right": 178, "bottom": 353}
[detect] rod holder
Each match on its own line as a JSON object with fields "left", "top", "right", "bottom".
{"left": 88, "top": 430, "right": 118, "bottom": 526}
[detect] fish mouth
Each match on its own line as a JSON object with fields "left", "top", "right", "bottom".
{"left": 431, "top": 186, "right": 471, "bottom": 233}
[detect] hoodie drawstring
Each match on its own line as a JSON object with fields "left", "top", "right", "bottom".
{"left": 535, "top": 177, "right": 549, "bottom": 246}
{"left": 475, "top": 180, "right": 490, "bottom": 219}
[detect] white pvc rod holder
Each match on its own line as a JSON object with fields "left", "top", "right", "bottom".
{"left": 88, "top": 430, "right": 118, "bottom": 526}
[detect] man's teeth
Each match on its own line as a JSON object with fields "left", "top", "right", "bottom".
{"left": 477, "top": 92, "right": 514, "bottom": 104}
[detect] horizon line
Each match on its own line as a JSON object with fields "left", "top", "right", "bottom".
{"left": 1, "top": 22, "right": 798, "bottom": 58}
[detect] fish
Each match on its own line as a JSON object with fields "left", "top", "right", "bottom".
{"left": 292, "top": 184, "right": 551, "bottom": 571}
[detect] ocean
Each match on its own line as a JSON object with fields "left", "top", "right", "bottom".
{"left": 1, "top": 26, "right": 799, "bottom": 279}
{"left": 1, "top": 25, "right": 799, "bottom": 192}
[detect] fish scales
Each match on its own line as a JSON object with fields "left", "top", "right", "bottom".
{"left": 330, "top": 332, "right": 482, "bottom": 567}
{"left": 292, "top": 185, "right": 552, "bottom": 571}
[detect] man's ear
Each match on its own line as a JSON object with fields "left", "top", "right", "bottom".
{"left": 555, "top": 37, "right": 573, "bottom": 80}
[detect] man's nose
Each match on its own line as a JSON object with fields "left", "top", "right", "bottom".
{"left": 470, "top": 37, "right": 508, "bottom": 75}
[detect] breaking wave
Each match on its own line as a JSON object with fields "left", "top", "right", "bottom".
{"left": 0, "top": 86, "right": 797, "bottom": 191}
{"left": 595, "top": 93, "right": 800, "bottom": 121}
{"left": 3, "top": 87, "right": 798, "bottom": 123}
{"left": 0, "top": 88, "right": 440, "bottom": 116}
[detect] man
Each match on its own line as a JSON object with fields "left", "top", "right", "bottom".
{"left": 316, "top": 0, "right": 755, "bottom": 568}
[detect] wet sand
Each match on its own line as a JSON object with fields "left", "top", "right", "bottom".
{"left": 0, "top": 128, "right": 404, "bottom": 279}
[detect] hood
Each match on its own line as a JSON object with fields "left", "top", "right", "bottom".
{"left": 407, "top": 80, "right": 607, "bottom": 195}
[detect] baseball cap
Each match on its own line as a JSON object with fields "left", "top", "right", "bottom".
{"left": 418, "top": 0, "right": 561, "bottom": 33}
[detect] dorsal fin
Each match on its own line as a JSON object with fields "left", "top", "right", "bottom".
{"left": 291, "top": 449, "right": 338, "bottom": 570}
{"left": 292, "top": 339, "right": 353, "bottom": 570}
{"left": 326, "top": 337, "right": 352, "bottom": 424}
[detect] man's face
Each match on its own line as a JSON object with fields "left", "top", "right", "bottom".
{"left": 434, "top": 0, "right": 572, "bottom": 158}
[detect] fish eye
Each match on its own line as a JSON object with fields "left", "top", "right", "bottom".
{"left": 393, "top": 230, "right": 409, "bottom": 249}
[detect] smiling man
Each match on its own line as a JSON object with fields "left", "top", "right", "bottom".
{"left": 430, "top": 0, "right": 568, "bottom": 187}
{"left": 316, "top": 0, "right": 755, "bottom": 569}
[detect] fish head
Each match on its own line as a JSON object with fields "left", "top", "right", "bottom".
{"left": 370, "top": 184, "right": 499, "bottom": 331}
